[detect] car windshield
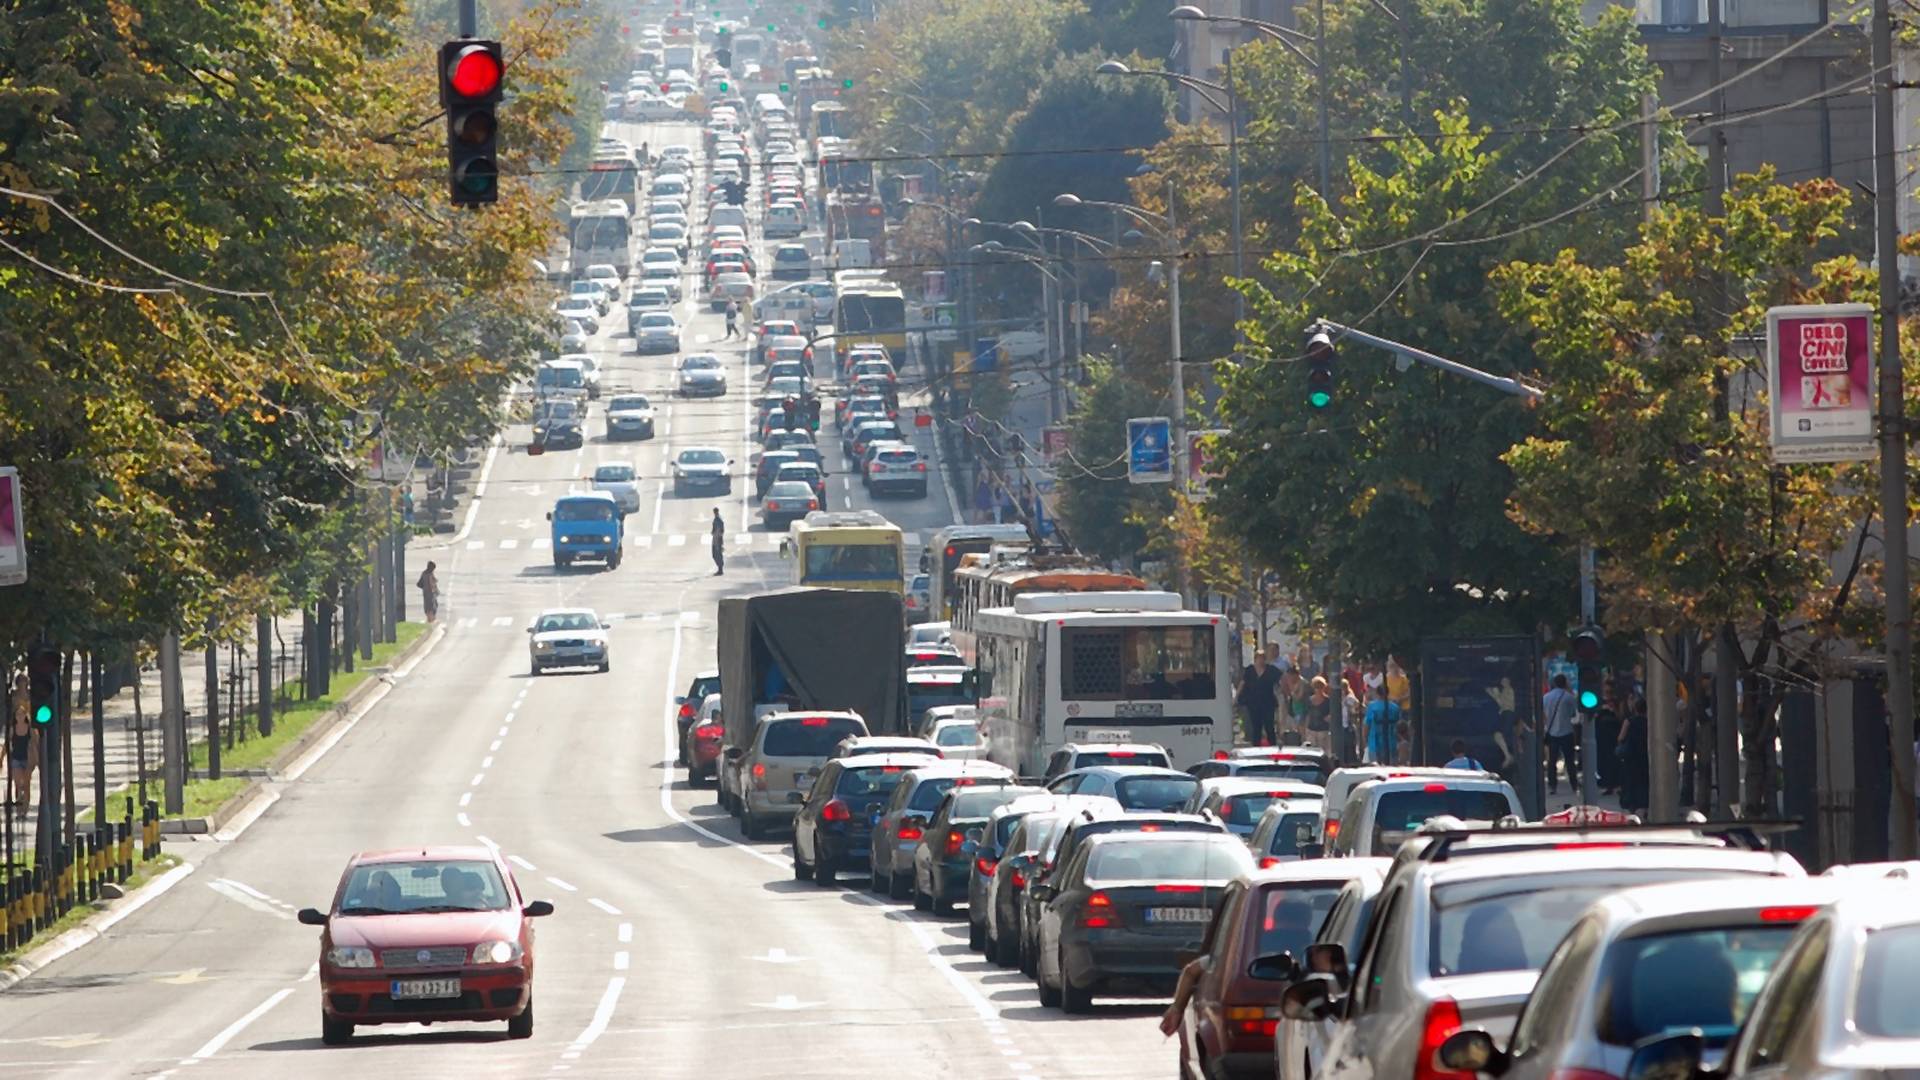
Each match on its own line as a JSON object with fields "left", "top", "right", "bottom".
{"left": 1113, "top": 775, "right": 1200, "bottom": 811}
{"left": 1430, "top": 869, "right": 1761, "bottom": 976}
{"left": 1372, "top": 789, "right": 1514, "bottom": 835}
{"left": 594, "top": 465, "right": 635, "bottom": 482}
{"left": 762, "top": 716, "right": 865, "bottom": 757}
{"left": 1264, "top": 811, "right": 1321, "bottom": 857}
{"left": 553, "top": 501, "right": 613, "bottom": 522}
{"left": 1086, "top": 837, "right": 1247, "bottom": 883}
{"left": 641, "top": 314, "right": 675, "bottom": 328}
{"left": 1220, "top": 791, "right": 1299, "bottom": 827}
{"left": 804, "top": 543, "right": 900, "bottom": 580}
{"left": 1856, "top": 924, "right": 1920, "bottom": 1037}
{"left": 836, "top": 765, "right": 911, "bottom": 802}
{"left": 535, "top": 612, "right": 599, "bottom": 631}
{"left": 1593, "top": 924, "right": 1797, "bottom": 1046}
{"left": 776, "top": 466, "right": 821, "bottom": 483}
{"left": 1257, "top": 884, "right": 1346, "bottom": 959}
{"left": 910, "top": 776, "right": 992, "bottom": 812}
{"left": 610, "top": 396, "right": 650, "bottom": 411}
{"left": 684, "top": 355, "right": 721, "bottom": 370}
{"left": 909, "top": 684, "right": 972, "bottom": 723}
{"left": 679, "top": 449, "right": 726, "bottom": 465}
{"left": 767, "top": 482, "right": 814, "bottom": 500}
{"left": 994, "top": 812, "right": 1032, "bottom": 849}
{"left": 339, "top": 859, "right": 510, "bottom": 914}
{"left": 935, "top": 723, "right": 981, "bottom": 747}
{"left": 1076, "top": 751, "right": 1171, "bottom": 770}
{"left": 1240, "top": 762, "right": 1329, "bottom": 784}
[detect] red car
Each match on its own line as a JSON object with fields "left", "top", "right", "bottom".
{"left": 298, "top": 846, "right": 553, "bottom": 1044}
{"left": 683, "top": 714, "right": 725, "bottom": 785}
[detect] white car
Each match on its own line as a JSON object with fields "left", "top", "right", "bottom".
{"left": 527, "top": 608, "right": 610, "bottom": 675}
{"left": 584, "top": 263, "right": 623, "bottom": 295}
{"left": 707, "top": 272, "right": 754, "bottom": 311}
{"left": 640, "top": 246, "right": 681, "bottom": 272}
{"left": 928, "top": 716, "right": 988, "bottom": 761}
{"left": 627, "top": 286, "right": 673, "bottom": 315}
{"left": 556, "top": 352, "right": 602, "bottom": 399}
{"left": 567, "top": 279, "right": 610, "bottom": 316}
{"left": 676, "top": 353, "right": 727, "bottom": 397}
{"left": 553, "top": 297, "right": 600, "bottom": 333}
{"left": 639, "top": 264, "right": 682, "bottom": 301}
{"left": 634, "top": 311, "right": 681, "bottom": 354}
{"left": 591, "top": 462, "right": 642, "bottom": 513}
{"left": 603, "top": 393, "right": 655, "bottom": 442}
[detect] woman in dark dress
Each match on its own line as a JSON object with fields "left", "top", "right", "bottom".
{"left": 1594, "top": 680, "right": 1623, "bottom": 794}
{"left": 1618, "top": 692, "right": 1650, "bottom": 816}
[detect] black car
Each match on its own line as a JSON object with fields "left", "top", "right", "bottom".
{"left": 1032, "top": 831, "right": 1254, "bottom": 1012}
{"left": 791, "top": 753, "right": 937, "bottom": 885}
{"left": 911, "top": 785, "right": 1045, "bottom": 915}
{"left": 984, "top": 809, "right": 1072, "bottom": 967}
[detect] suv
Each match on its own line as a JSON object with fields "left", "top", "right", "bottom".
{"left": 867, "top": 762, "right": 1015, "bottom": 900}
{"left": 865, "top": 445, "right": 928, "bottom": 498}
{"left": 1285, "top": 825, "right": 1806, "bottom": 1080}
{"left": 1041, "top": 743, "right": 1172, "bottom": 780}
{"left": 791, "top": 752, "right": 939, "bottom": 886}
{"left": 1182, "top": 777, "right": 1328, "bottom": 838}
{"left": 1325, "top": 773, "right": 1522, "bottom": 858}
{"left": 1318, "top": 765, "right": 1501, "bottom": 848}
{"left": 732, "top": 711, "right": 870, "bottom": 839}
{"left": 911, "top": 785, "right": 1045, "bottom": 914}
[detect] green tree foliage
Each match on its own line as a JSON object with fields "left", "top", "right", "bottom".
{"left": 1061, "top": 0, "right": 1175, "bottom": 62}
{"left": 1056, "top": 359, "right": 1171, "bottom": 563}
{"left": 0, "top": 0, "right": 586, "bottom": 653}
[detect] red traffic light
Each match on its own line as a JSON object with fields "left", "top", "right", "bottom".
{"left": 446, "top": 43, "right": 502, "bottom": 100}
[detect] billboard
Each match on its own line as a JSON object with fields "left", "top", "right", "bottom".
{"left": 0, "top": 467, "right": 23, "bottom": 587}
{"left": 1766, "top": 303, "right": 1874, "bottom": 463}
{"left": 1418, "top": 635, "right": 1543, "bottom": 819}
{"left": 1126, "top": 417, "right": 1172, "bottom": 485}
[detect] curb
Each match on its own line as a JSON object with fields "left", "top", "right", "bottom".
{"left": 0, "top": 860, "right": 197, "bottom": 994}
{"left": 160, "top": 622, "right": 446, "bottom": 833}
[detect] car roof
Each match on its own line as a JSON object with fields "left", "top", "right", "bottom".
{"left": 351, "top": 846, "right": 497, "bottom": 865}
{"left": 1351, "top": 774, "right": 1514, "bottom": 795}
{"left": 930, "top": 715, "right": 978, "bottom": 729}
{"left": 553, "top": 492, "right": 616, "bottom": 505}
{"left": 987, "top": 794, "right": 1066, "bottom": 822}
{"left": 1200, "top": 776, "right": 1326, "bottom": 797}
{"left": 1062, "top": 742, "right": 1168, "bottom": 756}
{"left": 1242, "top": 856, "right": 1393, "bottom": 888}
{"left": 907, "top": 669, "right": 966, "bottom": 684}
{"left": 758, "top": 709, "right": 863, "bottom": 724}
{"left": 1417, "top": 844, "right": 1805, "bottom": 888}
{"left": 1254, "top": 798, "right": 1325, "bottom": 820}
{"left": 837, "top": 751, "right": 942, "bottom": 768}
{"left": 904, "top": 760, "right": 1015, "bottom": 781}
{"left": 1584, "top": 877, "right": 1856, "bottom": 930}
{"left": 1229, "top": 745, "right": 1329, "bottom": 760}
{"left": 534, "top": 606, "right": 600, "bottom": 616}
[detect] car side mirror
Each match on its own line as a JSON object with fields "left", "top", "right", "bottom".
{"left": 601, "top": 621, "right": 613, "bottom": 629}
{"left": 545, "top": 511, "right": 553, "bottom": 520}
{"left": 522, "top": 900, "right": 555, "bottom": 918}
{"left": 724, "top": 747, "right": 744, "bottom": 760}
{"left": 1028, "top": 883, "right": 1056, "bottom": 901}
{"left": 1623, "top": 1032, "right": 1705, "bottom": 1080}
{"left": 1278, "top": 976, "right": 1335, "bottom": 1021}
{"left": 525, "top": 626, "right": 535, "bottom": 634}
{"left": 1305, "top": 942, "right": 1348, "bottom": 985}
{"left": 1247, "top": 951, "right": 1299, "bottom": 982}
{"left": 297, "top": 907, "right": 328, "bottom": 926}
{"left": 1437, "top": 1030, "right": 1509, "bottom": 1076}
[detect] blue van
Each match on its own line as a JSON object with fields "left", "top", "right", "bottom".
{"left": 548, "top": 492, "right": 625, "bottom": 569}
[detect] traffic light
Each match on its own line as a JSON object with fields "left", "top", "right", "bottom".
{"left": 440, "top": 39, "right": 504, "bottom": 207}
{"left": 841, "top": 77, "right": 854, "bottom": 90}
{"left": 27, "top": 647, "right": 57, "bottom": 729}
{"left": 1570, "top": 625, "right": 1605, "bottom": 710}
{"left": 779, "top": 82, "right": 791, "bottom": 93}
{"left": 724, "top": 179, "right": 747, "bottom": 205}
{"left": 1304, "top": 326, "right": 1334, "bottom": 409}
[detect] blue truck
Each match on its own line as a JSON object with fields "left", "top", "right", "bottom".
{"left": 548, "top": 492, "right": 625, "bottom": 569}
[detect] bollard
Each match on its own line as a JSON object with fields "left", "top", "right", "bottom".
{"left": 118, "top": 820, "right": 132, "bottom": 881}
{"left": 2, "top": 878, "right": 14, "bottom": 950}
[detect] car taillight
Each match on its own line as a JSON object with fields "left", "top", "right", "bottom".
{"left": 694, "top": 724, "right": 724, "bottom": 740}
{"left": 1225, "top": 1005, "right": 1281, "bottom": 1038}
{"left": 751, "top": 763, "right": 766, "bottom": 778}
{"left": 679, "top": 702, "right": 696, "bottom": 719}
{"left": 1011, "top": 869, "right": 1026, "bottom": 888}
{"left": 945, "top": 831, "right": 965, "bottom": 856}
{"left": 821, "top": 799, "right": 852, "bottom": 823}
{"left": 1759, "top": 906, "right": 1819, "bottom": 922}
{"left": 872, "top": 464, "right": 886, "bottom": 473}
{"left": 915, "top": 462, "right": 926, "bottom": 471}
{"left": 767, "top": 501, "right": 780, "bottom": 510}
{"left": 800, "top": 716, "right": 829, "bottom": 726}
{"left": 975, "top": 856, "right": 997, "bottom": 876}
{"left": 1156, "top": 884, "right": 1203, "bottom": 893}
{"left": 807, "top": 500, "right": 818, "bottom": 510}
{"left": 1324, "top": 819, "right": 1341, "bottom": 843}
{"left": 1413, "top": 998, "right": 1471, "bottom": 1080}
{"left": 1258, "top": 856, "right": 1281, "bottom": 869}
{"left": 1083, "top": 891, "right": 1117, "bottom": 928}
{"left": 896, "top": 823, "right": 923, "bottom": 841}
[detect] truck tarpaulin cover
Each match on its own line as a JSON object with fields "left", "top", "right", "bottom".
{"left": 718, "top": 587, "right": 907, "bottom": 742}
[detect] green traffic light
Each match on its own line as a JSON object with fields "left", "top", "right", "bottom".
{"left": 817, "top": 17, "right": 828, "bottom": 28}
{"left": 841, "top": 78, "right": 853, "bottom": 89}
{"left": 719, "top": 81, "right": 729, "bottom": 91}
{"left": 1308, "top": 390, "right": 1331, "bottom": 409}
{"left": 767, "top": 22, "right": 777, "bottom": 30}
{"left": 779, "top": 82, "right": 790, "bottom": 92}
{"left": 1578, "top": 689, "right": 1600, "bottom": 710}
{"left": 33, "top": 704, "right": 51, "bottom": 725}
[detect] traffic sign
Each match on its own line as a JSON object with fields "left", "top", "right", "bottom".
{"left": 1127, "top": 417, "right": 1172, "bottom": 485}
{"left": 0, "top": 467, "right": 25, "bottom": 587}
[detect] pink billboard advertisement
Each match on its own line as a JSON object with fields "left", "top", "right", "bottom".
{"left": 1766, "top": 303, "right": 1874, "bottom": 463}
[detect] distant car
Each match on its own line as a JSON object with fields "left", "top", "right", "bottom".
{"left": 907, "top": 622, "right": 951, "bottom": 648}
{"left": 677, "top": 353, "right": 727, "bottom": 397}
{"left": 760, "top": 479, "right": 819, "bottom": 530}
{"left": 733, "top": 710, "right": 871, "bottom": 839}
{"left": 674, "top": 670, "right": 721, "bottom": 759}
{"left": 531, "top": 396, "right": 584, "bottom": 450}
{"left": 590, "top": 461, "right": 642, "bottom": 513}
{"left": 709, "top": 272, "right": 754, "bottom": 310}
{"left": 552, "top": 298, "right": 599, "bottom": 333}
{"left": 634, "top": 311, "right": 682, "bottom": 353}
{"left": 298, "top": 846, "right": 552, "bottom": 1044}
{"left": 681, "top": 693, "right": 725, "bottom": 785}
{"left": 671, "top": 446, "right": 731, "bottom": 496}
{"left": 567, "top": 278, "right": 610, "bottom": 315}
{"left": 912, "top": 784, "right": 1046, "bottom": 914}
{"left": 791, "top": 753, "right": 940, "bottom": 885}
{"left": 869, "top": 762, "right": 1018, "bottom": 900}
{"left": 906, "top": 668, "right": 973, "bottom": 733}
{"left": 1041, "top": 743, "right": 1173, "bottom": 780}
{"left": 928, "top": 716, "right": 988, "bottom": 762}
{"left": 773, "top": 461, "right": 827, "bottom": 504}
{"left": 639, "top": 264, "right": 683, "bottom": 300}
{"left": 905, "top": 573, "right": 932, "bottom": 623}
{"left": 627, "top": 286, "right": 673, "bottom": 317}
{"left": 771, "top": 243, "right": 812, "bottom": 281}
{"left": 1180, "top": 776, "right": 1328, "bottom": 838}
{"left": 1325, "top": 773, "right": 1522, "bottom": 857}
{"left": 866, "top": 445, "right": 928, "bottom": 498}
{"left": 1045, "top": 765, "right": 1199, "bottom": 813}
{"left": 526, "top": 608, "right": 610, "bottom": 675}
{"left": 604, "top": 393, "right": 656, "bottom": 442}
{"left": 1249, "top": 798, "right": 1325, "bottom": 867}
{"left": 831, "top": 735, "right": 942, "bottom": 760}
{"left": 584, "top": 263, "right": 623, "bottom": 297}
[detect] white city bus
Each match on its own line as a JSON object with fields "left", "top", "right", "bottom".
{"left": 973, "top": 591, "right": 1232, "bottom": 774}
{"left": 568, "top": 200, "right": 632, "bottom": 277}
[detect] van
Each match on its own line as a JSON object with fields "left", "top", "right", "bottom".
{"left": 772, "top": 243, "right": 812, "bottom": 281}
{"left": 535, "top": 359, "right": 586, "bottom": 399}
{"left": 546, "top": 492, "right": 624, "bottom": 569}
{"left": 735, "top": 711, "right": 870, "bottom": 837}
{"left": 831, "top": 239, "right": 872, "bottom": 269}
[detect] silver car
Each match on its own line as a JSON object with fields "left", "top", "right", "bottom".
{"left": 676, "top": 353, "right": 727, "bottom": 398}
{"left": 526, "top": 608, "right": 610, "bottom": 675}
{"left": 1615, "top": 883, "right": 1920, "bottom": 1080}
{"left": 634, "top": 311, "right": 681, "bottom": 353}
{"left": 1179, "top": 776, "right": 1327, "bottom": 839}
{"left": 1274, "top": 859, "right": 1393, "bottom": 1080}
{"left": 1434, "top": 877, "right": 1854, "bottom": 1080}
{"left": 1290, "top": 828, "right": 1806, "bottom": 1080}
{"left": 735, "top": 711, "right": 869, "bottom": 839}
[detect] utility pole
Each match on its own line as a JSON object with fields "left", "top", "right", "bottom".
{"left": 1872, "top": 0, "right": 1916, "bottom": 858}
{"left": 1313, "top": 0, "right": 1332, "bottom": 195}
{"left": 458, "top": 0, "right": 477, "bottom": 36}
{"left": 256, "top": 613, "right": 273, "bottom": 738}
{"left": 1580, "top": 545, "right": 1598, "bottom": 806}
{"left": 159, "top": 631, "right": 185, "bottom": 816}
{"left": 1166, "top": 182, "right": 1188, "bottom": 603}
{"left": 1705, "top": 0, "right": 1742, "bottom": 820}
{"left": 1647, "top": 633, "right": 1680, "bottom": 821}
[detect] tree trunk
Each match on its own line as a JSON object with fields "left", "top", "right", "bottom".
{"left": 1738, "top": 634, "right": 1777, "bottom": 818}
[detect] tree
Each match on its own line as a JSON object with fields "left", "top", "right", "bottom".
{"left": 1055, "top": 358, "right": 1171, "bottom": 563}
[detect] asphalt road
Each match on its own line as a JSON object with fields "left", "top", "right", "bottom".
{"left": 0, "top": 118, "right": 1173, "bottom": 1080}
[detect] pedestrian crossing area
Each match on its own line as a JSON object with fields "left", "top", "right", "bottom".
{"left": 462, "top": 531, "right": 922, "bottom": 551}
{"left": 453, "top": 610, "right": 704, "bottom": 631}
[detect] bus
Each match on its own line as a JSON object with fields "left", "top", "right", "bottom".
{"left": 926, "top": 524, "right": 1033, "bottom": 620}
{"left": 949, "top": 552, "right": 1148, "bottom": 663}
{"left": 819, "top": 141, "right": 873, "bottom": 194}
{"left": 830, "top": 281, "right": 907, "bottom": 363}
{"left": 568, "top": 200, "right": 632, "bottom": 277}
{"left": 581, "top": 151, "right": 640, "bottom": 204}
{"left": 730, "top": 32, "right": 765, "bottom": 70}
{"left": 782, "top": 510, "right": 905, "bottom": 594}
{"left": 974, "top": 592, "right": 1232, "bottom": 773}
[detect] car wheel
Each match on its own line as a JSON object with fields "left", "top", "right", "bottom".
{"left": 1059, "top": 949, "right": 1093, "bottom": 1014}
{"left": 813, "top": 855, "right": 836, "bottom": 887}
{"left": 968, "top": 915, "right": 986, "bottom": 952}
{"left": 1019, "top": 929, "right": 1038, "bottom": 978}
{"left": 597, "top": 660, "right": 610, "bottom": 673}
{"left": 912, "top": 874, "right": 931, "bottom": 912}
{"left": 792, "top": 848, "right": 810, "bottom": 880}
{"left": 888, "top": 870, "right": 911, "bottom": 901}
{"left": 1037, "top": 954, "right": 1063, "bottom": 1008}
{"left": 507, "top": 999, "right": 533, "bottom": 1039}
{"left": 529, "top": 660, "right": 541, "bottom": 676}
{"left": 741, "top": 813, "right": 761, "bottom": 840}
{"left": 994, "top": 921, "right": 1020, "bottom": 968}
{"left": 321, "top": 1014, "right": 353, "bottom": 1046}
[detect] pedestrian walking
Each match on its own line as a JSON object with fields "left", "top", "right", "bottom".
{"left": 710, "top": 507, "right": 726, "bottom": 576}
{"left": 1618, "top": 693, "right": 1651, "bottom": 815}
{"left": 1279, "top": 667, "right": 1307, "bottom": 742}
{"left": 1363, "top": 684, "right": 1401, "bottom": 765}
{"left": 416, "top": 561, "right": 439, "bottom": 623}
{"left": 1594, "top": 679, "right": 1623, "bottom": 794}
{"left": 1443, "top": 739, "right": 1485, "bottom": 771}
{"left": 1542, "top": 674, "right": 1580, "bottom": 795}
{"left": 723, "top": 299, "right": 739, "bottom": 339}
{"left": 1306, "top": 676, "right": 1341, "bottom": 761}
{"left": 1237, "top": 649, "right": 1281, "bottom": 747}
{"left": 8, "top": 673, "right": 37, "bottom": 814}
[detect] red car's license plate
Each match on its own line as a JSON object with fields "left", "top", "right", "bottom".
{"left": 390, "top": 978, "right": 461, "bottom": 1000}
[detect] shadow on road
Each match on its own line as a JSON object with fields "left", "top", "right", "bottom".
{"left": 602, "top": 824, "right": 735, "bottom": 849}
{"left": 250, "top": 1029, "right": 515, "bottom": 1052}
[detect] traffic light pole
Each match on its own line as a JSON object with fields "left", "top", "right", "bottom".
{"left": 1308, "top": 320, "right": 1544, "bottom": 402}
{"left": 458, "top": 0, "right": 476, "bottom": 36}
{"left": 1580, "top": 543, "right": 1598, "bottom": 807}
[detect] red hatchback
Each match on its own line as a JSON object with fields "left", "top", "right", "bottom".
{"left": 298, "top": 846, "right": 553, "bottom": 1044}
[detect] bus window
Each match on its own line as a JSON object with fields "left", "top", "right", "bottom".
{"left": 804, "top": 543, "right": 900, "bottom": 581}
{"left": 1060, "top": 625, "right": 1215, "bottom": 701}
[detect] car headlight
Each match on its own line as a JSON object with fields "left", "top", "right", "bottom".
{"left": 534, "top": 641, "right": 554, "bottom": 651}
{"left": 325, "top": 946, "right": 376, "bottom": 968}
{"left": 471, "top": 940, "right": 523, "bottom": 965}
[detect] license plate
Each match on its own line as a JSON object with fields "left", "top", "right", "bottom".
{"left": 390, "top": 978, "right": 462, "bottom": 1000}
{"left": 1143, "top": 907, "right": 1210, "bottom": 924}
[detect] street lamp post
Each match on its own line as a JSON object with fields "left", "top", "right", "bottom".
{"left": 1167, "top": 4, "right": 1332, "bottom": 196}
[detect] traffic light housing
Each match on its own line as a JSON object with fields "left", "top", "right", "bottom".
{"left": 1305, "top": 327, "right": 1335, "bottom": 409}
{"left": 723, "top": 179, "right": 748, "bottom": 205}
{"left": 715, "top": 48, "right": 732, "bottom": 69}
{"left": 27, "top": 647, "right": 57, "bottom": 729}
{"left": 440, "top": 39, "right": 504, "bottom": 207}
{"left": 1570, "top": 625, "right": 1605, "bottom": 710}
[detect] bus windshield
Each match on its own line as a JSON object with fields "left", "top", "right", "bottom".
{"left": 1060, "top": 625, "right": 1216, "bottom": 701}
{"left": 805, "top": 542, "right": 900, "bottom": 581}
{"left": 570, "top": 213, "right": 630, "bottom": 251}
{"left": 836, "top": 292, "right": 906, "bottom": 335}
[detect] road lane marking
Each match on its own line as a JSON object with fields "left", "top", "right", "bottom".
{"left": 588, "top": 897, "right": 621, "bottom": 915}
{"left": 457, "top": 812, "right": 470, "bottom": 827}
{"left": 751, "top": 948, "right": 802, "bottom": 964}
{"left": 189, "top": 987, "right": 293, "bottom": 1061}
{"left": 481, "top": 756, "right": 494, "bottom": 769}
{"left": 490, "top": 739, "right": 502, "bottom": 752}
{"left": 457, "top": 617, "right": 477, "bottom": 629}
{"left": 491, "top": 616, "right": 513, "bottom": 627}
{"left": 656, "top": 621, "right": 787, "bottom": 869}
{"left": 617, "top": 923, "right": 632, "bottom": 943}
{"left": 636, "top": 535, "right": 653, "bottom": 548}
{"left": 476, "top": 835, "right": 498, "bottom": 850}
{"left": 546, "top": 876, "right": 578, "bottom": 892}
{"left": 471, "top": 773, "right": 486, "bottom": 787}
{"left": 531, "top": 537, "right": 551, "bottom": 549}
{"left": 466, "top": 540, "right": 484, "bottom": 551}
{"left": 206, "top": 881, "right": 293, "bottom": 921}
{"left": 498, "top": 726, "right": 508, "bottom": 736}
{"left": 499, "top": 538, "right": 518, "bottom": 549}
{"left": 668, "top": 534, "right": 686, "bottom": 546}
{"left": 459, "top": 791, "right": 471, "bottom": 806}
{"left": 651, "top": 482, "right": 665, "bottom": 533}
{"left": 561, "top": 975, "right": 626, "bottom": 1060}
{"left": 613, "top": 951, "right": 629, "bottom": 971}
{"left": 509, "top": 855, "right": 536, "bottom": 871}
